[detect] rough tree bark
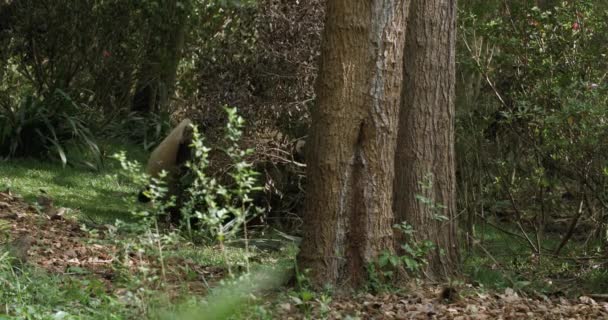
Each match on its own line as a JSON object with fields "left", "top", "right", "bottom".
{"left": 393, "top": 0, "right": 459, "bottom": 279}
{"left": 297, "top": 0, "right": 409, "bottom": 288}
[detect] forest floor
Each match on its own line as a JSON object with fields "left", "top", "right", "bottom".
{"left": 2, "top": 189, "right": 608, "bottom": 319}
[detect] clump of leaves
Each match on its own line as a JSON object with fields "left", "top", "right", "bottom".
{"left": 0, "top": 90, "right": 101, "bottom": 168}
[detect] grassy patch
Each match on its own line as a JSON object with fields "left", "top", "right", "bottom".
{"left": 464, "top": 223, "right": 606, "bottom": 295}
{"left": 0, "top": 263, "right": 132, "bottom": 319}
{"left": 0, "top": 141, "right": 147, "bottom": 221}
{"left": 0, "top": 141, "right": 302, "bottom": 319}
{"left": 582, "top": 269, "right": 608, "bottom": 293}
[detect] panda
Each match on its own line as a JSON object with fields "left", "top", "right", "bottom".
{"left": 138, "top": 118, "right": 194, "bottom": 223}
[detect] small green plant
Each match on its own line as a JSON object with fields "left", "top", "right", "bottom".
{"left": 366, "top": 262, "right": 387, "bottom": 293}
{"left": 415, "top": 173, "right": 449, "bottom": 221}
{"left": 113, "top": 151, "right": 176, "bottom": 221}
{"left": 369, "top": 222, "right": 436, "bottom": 291}
{"left": 287, "top": 267, "right": 332, "bottom": 317}
{"left": 290, "top": 269, "right": 314, "bottom": 313}
{"left": 393, "top": 222, "right": 436, "bottom": 273}
{"left": 112, "top": 152, "right": 178, "bottom": 296}
{"left": 178, "top": 106, "right": 263, "bottom": 273}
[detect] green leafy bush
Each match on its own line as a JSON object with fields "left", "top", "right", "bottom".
{"left": 0, "top": 90, "right": 100, "bottom": 167}
{"left": 457, "top": 2, "right": 608, "bottom": 243}
{"left": 102, "top": 112, "right": 173, "bottom": 150}
{"left": 116, "top": 107, "right": 263, "bottom": 271}
{"left": 1, "top": 0, "right": 195, "bottom": 122}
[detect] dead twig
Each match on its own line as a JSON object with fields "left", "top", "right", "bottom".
{"left": 502, "top": 180, "right": 539, "bottom": 253}
{"left": 554, "top": 198, "right": 584, "bottom": 255}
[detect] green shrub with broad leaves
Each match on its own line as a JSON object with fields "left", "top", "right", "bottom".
{"left": 180, "top": 107, "right": 263, "bottom": 246}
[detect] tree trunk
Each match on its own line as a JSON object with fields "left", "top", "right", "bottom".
{"left": 393, "top": 0, "right": 459, "bottom": 279}
{"left": 132, "top": 1, "right": 187, "bottom": 114}
{"left": 297, "top": 0, "right": 409, "bottom": 289}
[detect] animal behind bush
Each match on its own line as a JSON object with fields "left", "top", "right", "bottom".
{"left": 120, "top": 107, "right": 263, "bottom": 242}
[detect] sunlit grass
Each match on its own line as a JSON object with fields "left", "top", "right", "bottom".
{"left": 0, "top": 141, "right": 147, "bottom": 221}
{"left": 0, "top": 140, "right": 300, "bottom": 319}
{"left": 0, "top": 261, "right": 132, "bottom": 319}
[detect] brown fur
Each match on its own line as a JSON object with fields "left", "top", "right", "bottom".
{"left": 146, "top": 118, "right": 192, "bottom": 179}
{"left": 139, "top": 119, "right": 193, "bottom": 220}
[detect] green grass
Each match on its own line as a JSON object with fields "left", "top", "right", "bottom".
{"left": 0, "top": 261, "right": 132, "bottom": 319}
{"left": 464, "top": 222, "right": 606, "bottom": 295}
{"left": 0, "top": 141, "right": 147, "bottom": 221}
{"left": 0, "top": 141, "right": 302, "bottom": 319}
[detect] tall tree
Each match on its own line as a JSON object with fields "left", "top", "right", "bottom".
{"left": 393, "top": 0, "right": 459, "bottom": 278}
{"left": 132, "top": 0, "right": 188, "bottom": 114}
{"left": 297, "top": 0, "right": 409, "bottom": 288}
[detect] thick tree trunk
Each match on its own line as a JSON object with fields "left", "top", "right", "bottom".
{"left": 297, "top": 0, "right": 408, "bottom": 289}
{"left": 394, "top": 0, "right": 459, "bottom": 278}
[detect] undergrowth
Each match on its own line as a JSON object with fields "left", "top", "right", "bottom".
{"left": 463, "top": 224, "right": 606, "bottom": 296}
{"left": 0, "top": 108, "right": 295, "bottom": 319}
{"left": 0, "top": 141, "right": 146, "bottom": 221}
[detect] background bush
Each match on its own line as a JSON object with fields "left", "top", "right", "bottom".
{"left": 457, "top": 1, "right": 608, "bottom": 251}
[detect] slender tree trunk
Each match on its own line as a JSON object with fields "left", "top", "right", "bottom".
{"left": 394, "top": 0, "right": 459, "bottom": 278}
{"left": 132, "top": 0, "right": 187, "bottom": 114}
{"left": 298, "top": 0, "right": 409, "bottom": 289}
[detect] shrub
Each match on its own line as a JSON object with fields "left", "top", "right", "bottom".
{"left": 457, "top": 1, "right": 608, "bottom": 246}
{"left": 116, "top": 107, "right": 263, "bottom": 271}
{"left": 0, "top": 90, "right": 100, "bottom": 168}
{"left": 102, "top": 112, "right": 173, "bottom": 150}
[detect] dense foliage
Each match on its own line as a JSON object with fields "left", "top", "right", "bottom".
{"left": 0, "top": 0, "right": 319, "bottom": 170}
{"left": 455, "top": 1, "right": 608, "bottom": 292}
{"left": 0, "top": 0, "right": 186, "bottom": 161}
{"left": 1, "top": 0, "right": 608, "bottom": 317}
